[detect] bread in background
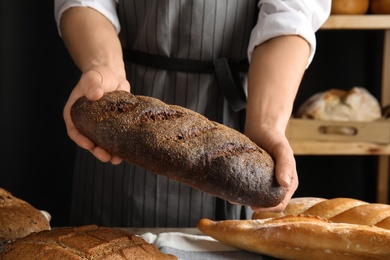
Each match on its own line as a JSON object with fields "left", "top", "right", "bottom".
{"left": 331, "top": 0, "right": 369, "bottom": 14}
{"left": 295, "top": 87, "right": 382, "bottom": 122}
{"left": 371, "top": 0, "right": 390, "bottom": 14}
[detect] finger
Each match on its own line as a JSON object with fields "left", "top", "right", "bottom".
{"left": 273, "top": 144, "right": 296, "bottom": 188}
{"left": 251, "top": 173, "right": 298, "bottom": 213}
{"left": 117, "top": 79, "right": 131, "bottom": 92}
{"left": 67, "top": 125, "right": 95, "bottom": 151}
{"left": 251, "top": 202, "right": 285, "bottom": 213}
{"left": 110, "top": 155, "right": 123, "bottom": 165}
{"left": 90, "top": 146, "right": 113, "bottom": 163}
{"left": 251, "top": 192, "right": 291, "bottom": 212}
{"left": 64, "top": 68, "right": 128, "bottom": 164}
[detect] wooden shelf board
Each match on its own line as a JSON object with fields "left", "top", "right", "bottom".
{"left": 290, "top": 140, "right": 390, "bottom": 155}
{"left": 322, "top": 15, "right": 390, "bottom": 30}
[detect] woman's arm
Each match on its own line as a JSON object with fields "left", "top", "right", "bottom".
{"left": 246, "top": 35, "right": 309, "bottom": 212}
{"left": 60, "top": 6, "right": 130, "bottom": 164}
{"left": 245, "top": 0, "right": 331, "bottom": 211}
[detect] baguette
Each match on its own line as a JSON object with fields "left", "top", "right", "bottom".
{"left": 70, "top": 90, "right": 286, "bottom": 207}
{"left": 252, "top": 197, "right": 390, "bottom": 229}
{"left": 197, "top": 215, "right": 390, "bottom": 260}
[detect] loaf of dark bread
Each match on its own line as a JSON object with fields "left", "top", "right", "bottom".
{"left": 70, "top": 90, "right": 286, "bottom": 207}
{"left": 0, "top": 225, "right": 177, "bottom": 259}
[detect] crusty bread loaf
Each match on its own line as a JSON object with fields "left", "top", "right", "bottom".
{"left": 295, "top": 87, "right": 382, "bottom": 122}
{"left": 0, "top": 225, "right": 176, "bottom": 260}
{"left": 252, "top": 197, "right": 390, "bottom": 229}
{"left": 250, "top": 197, "right": 326, "bottom": 219}
{"left": 70, "top": 90, "right": 286, "bottom": 207}
{"left": 0, "top": 188, "right": 50, "bottom": 245}
{"left": 197, "top": 215, "right": 390, "bottom": 260}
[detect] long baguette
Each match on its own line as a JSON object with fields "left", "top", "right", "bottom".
{"left": 252, "top": 197, "right": 390, "bottom": 229}
{"left": 70, "top": 90, "right": 286, "bottom": 207}
{"left": 197, "top": 215, "right": 390, "bottom": 260}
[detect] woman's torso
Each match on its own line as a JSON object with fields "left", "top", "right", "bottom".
{"left": 70, "top": 0, "right": 258, "bottom": 228}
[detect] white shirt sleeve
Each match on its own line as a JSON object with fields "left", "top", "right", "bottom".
{"left": 54, "top": 0, "right": 120, "bottom": 36}
{"left": 248, "top": 0, "right": 331, "bottom": 67}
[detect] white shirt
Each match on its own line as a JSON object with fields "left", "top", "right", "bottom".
{"left": 54, "top": 0, "right": 331, "bottom": 65}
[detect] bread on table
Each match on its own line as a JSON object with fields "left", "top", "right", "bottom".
{"left": 252, "top": 197, "right": 390, "bottom": 229}
{"left": 70, "top": 90, "right": 285, "bottom": 208}
{"left": 295, "top": 87, "right": 382, "bottom": 122}
{"left": 197, "top": 215, "right": 390, "bottom": 260}
{"left": 249, "top": 197, "right": 326, "bottom": 219}
{"left": 0, "top": 225, "right": 177, "bottom": 260}
{"left": 0, "top": 188, "right": 51, "bottom": 245}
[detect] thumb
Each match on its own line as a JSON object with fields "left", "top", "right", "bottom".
{"left": 78, "top": 70, "right": 105, "bottom": 101}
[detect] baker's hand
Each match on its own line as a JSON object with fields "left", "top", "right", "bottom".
{"left": 63, "top": 65, "right": 130, "bottom": 164}
{"left": 245, "top": 126, "right": 298, "bottom": 213}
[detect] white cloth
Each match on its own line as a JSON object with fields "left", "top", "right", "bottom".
{"left": 140, "top": 232, "right": 276, "bottom": 260}
{"left": 53, "top": 0, "right": 330, "bottom": 66}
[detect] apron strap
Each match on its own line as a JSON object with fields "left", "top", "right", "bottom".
{"left": 124, "top": 50, "right": 248, "bottom": 112}
{"left": 213, "top": 58, "right": 247, "bottom": 112}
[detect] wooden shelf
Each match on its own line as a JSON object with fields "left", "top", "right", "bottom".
{"left": 322, "top": 15, "right": 390, "bottom": 30}
{"left": 292, "top": 15, "right": 390, "bottom": 155}
{"left": 287, "top": 119, "right": 390, "bottom": 155}
{"left": 290, "top": 15, "right": 390, "bottom": 203}
{"left": 290, "top": 141, "right": 390, "bottom": 155}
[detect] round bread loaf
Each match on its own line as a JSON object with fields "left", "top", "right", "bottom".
{"left": 295, "top": 87, "right": 381, "bottom": 122}
{"left": 331, "top": 0, "right": 369, "bottom": 14}
{"left": 371, "top": 0, "right": 390, "bottom": 14}
{"left": 70, "top": 90, "right": 286, "bottom": 208}
{"left": 0, "top": 188, "right": 50, "bottom": 245}
{"left": 0, "top": 225, "right": 177, "bottom": 259}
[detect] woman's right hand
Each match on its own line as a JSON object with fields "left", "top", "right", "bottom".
{"left": 63, "top": 65, "right": 130, "bottom": 164}
{"left": 59, "top": 6, "right": 128, "bottom": 164}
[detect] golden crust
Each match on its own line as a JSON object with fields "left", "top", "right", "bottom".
{"left": 253, "top": 197, "right": 390, "bottom": 230}
{"left": 197, "top": 215, "right": 390, "bottom": 260}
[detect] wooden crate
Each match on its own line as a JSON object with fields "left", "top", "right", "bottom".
{"left": 286, "top": 118, "right": 390, "bottom": 144}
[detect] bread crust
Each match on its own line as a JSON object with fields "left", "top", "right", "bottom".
{"left": 253, "top": 197, "right": 390, "bottom": 230}
{"left": 0, "top": 188, "right": 50, "bottom": 245}
{"left": 295, "top": 87, "right": 381, "bottom": 122}
{"left": 0, "top": 225, "right": 176, "bottom": 260}
{"left": 70, "top": 91, "right": 286, "bottom": 207}
{"left": 197, "top": 216, "right": 390, "bottom": 260}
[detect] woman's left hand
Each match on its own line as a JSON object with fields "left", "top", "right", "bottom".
{"left": 245, "top": 125, "right": 298, "bottom": 213}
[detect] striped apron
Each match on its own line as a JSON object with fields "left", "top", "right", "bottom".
{"left": 70, "top": 0, "right": 258, "bottom": 228}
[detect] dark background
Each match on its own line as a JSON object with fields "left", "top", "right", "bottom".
{"left": 0, "top": 1, "right": 386, "bottom": 227}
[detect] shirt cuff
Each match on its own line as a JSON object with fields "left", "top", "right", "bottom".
{"left": 54, "top": 0, "right": 120, "bottom": 36}
{"left": 248, "top": 1, "right": 331, "bottom": 67}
